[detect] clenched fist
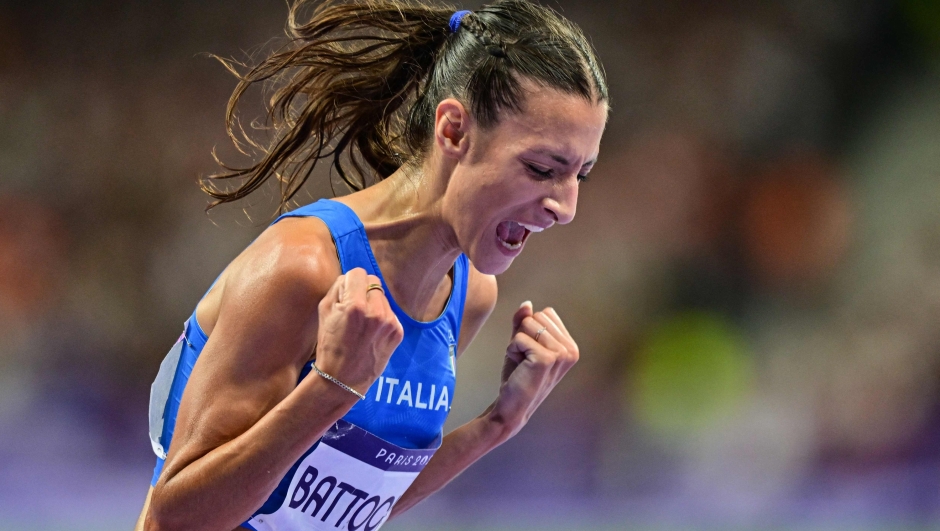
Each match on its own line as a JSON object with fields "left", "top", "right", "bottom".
{"left": 489, "top": 301, "right": 580, "bottom": 437}
{"left": 314, "top": 268, "right": 404, "bottom": 395}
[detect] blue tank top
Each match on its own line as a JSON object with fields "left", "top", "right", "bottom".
{"left": 148, "top": 199, "right": 468, "bottom": 521}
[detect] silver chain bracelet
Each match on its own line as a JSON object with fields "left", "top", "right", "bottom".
{"left": 311, "top": 363, "right": 365, "bottom": 400}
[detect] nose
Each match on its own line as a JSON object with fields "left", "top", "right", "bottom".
{"left": 542, "top": 179, "right": 579, "bottom": 225}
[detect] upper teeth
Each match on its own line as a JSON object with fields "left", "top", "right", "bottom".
{"left": 518, "top": 222, "right": 544, "bottom": 233}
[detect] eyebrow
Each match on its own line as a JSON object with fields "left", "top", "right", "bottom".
{"left": 531, "top": 149, "right": 597, "bottom": 168}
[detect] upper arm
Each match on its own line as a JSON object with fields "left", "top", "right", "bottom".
{"left": 157, "top": 218, "right": 341, "bottom": 484}
{"left": 456, "top": 263, "right": 498, "bottom": 357}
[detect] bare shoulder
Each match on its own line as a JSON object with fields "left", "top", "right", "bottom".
{"left": 457, "top": 261, "right": 498, "bottom": 356}
{"left": 155, "top": 216, "right": 344, "bottom": 491}
{"left": 197, "top": 215, "right": 342, "bottom": 338}
{"left": 231, "top": 216, "right": 341, "bottom": 295}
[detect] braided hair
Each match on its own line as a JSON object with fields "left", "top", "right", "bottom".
{"left": 203, "top": 0, "right": 608, "bottom": 213}
{"left": 460, "top": 14, "right": 508, "bottom": 58}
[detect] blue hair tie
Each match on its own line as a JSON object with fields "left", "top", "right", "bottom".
{"left": 449, "top": 10, "right": 471, "bottom": 33}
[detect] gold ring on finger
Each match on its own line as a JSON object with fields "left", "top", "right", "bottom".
{"left": 534, "top": 327, "right": 548, "bottom": 342}
{"left": 367, "top": 283, "right": 384, "bottom": 294}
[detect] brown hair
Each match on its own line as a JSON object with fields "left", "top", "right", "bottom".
{"left": 203, "top": 0, "right": 608, "bottom": 213}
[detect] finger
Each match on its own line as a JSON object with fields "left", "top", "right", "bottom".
{"left": 542, "top": 307, "right": 572, "bottom": 339}
{"left": 512, "top": 300, "right": 534, "bottom": 337}
{"left": 502, "top": 341, "right": 526, "bottom": 384}
{"left": 343, "top": 267, "right": 368, "bottom": 304}
{"left": 532, "top": 312, "right": 565, "bottom": 343}
{"left": 506, "top": 332, "right": 554, "bottom": 375}
{"left": 542, "top": 308, "right": 579, "bottom": 365}
{"left": 359, "top": 274, "right": 400, "bottom": 340}
{"left": 503, "top": 333, "right": 558, "bottom": 409}
{"left": 320, "top": 273, "right": 344, "bottom": 308}
{"left": 365, "top": 274, "right": 386, "bottom": 301}
{"left": 389, "top": 314, "right": 405, "bottom": 342}
{"left": 501, "top": 351, "right": 522, "bottom": 384}
{"left": 522, "top": 316, "right": 576, "bottom": 381}
{"left": 519, "top": 316, "right": 562, "bottom": 351}
{"left": 533, "top": 311, "right": 577, "bottom": 358}
{"left": 505, "top": 339, "right": 528, "bottom": 365}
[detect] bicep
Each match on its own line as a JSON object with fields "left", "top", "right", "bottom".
{"left": 159, "top": 228, "right": 338, "bottom": 482}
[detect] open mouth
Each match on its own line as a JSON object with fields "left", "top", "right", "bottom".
{"left": 496, "top": 220, "right": 540, "bottom": 251}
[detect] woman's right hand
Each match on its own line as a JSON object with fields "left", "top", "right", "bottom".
{"left": 314, "top": 268, "right": 404, "bottom": 395}
{"left": 143, "top": 224, "right": 400, "bottom": 531}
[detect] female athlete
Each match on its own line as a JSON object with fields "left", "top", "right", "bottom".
{"left": 137, "top": 1, "right": 608, "bottom": 529}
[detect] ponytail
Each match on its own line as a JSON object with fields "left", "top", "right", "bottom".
{"left": 203, "top": 0, "right": 608, "bottom": 213}
{"left": 204, "top": 0, "right": 454, "bottom": 211}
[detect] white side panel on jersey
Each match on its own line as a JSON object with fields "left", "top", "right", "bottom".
{"left": 148, "top": 338, "right": 184, "bottom": 460}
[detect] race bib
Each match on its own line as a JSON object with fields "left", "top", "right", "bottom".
{"left": 247, "top": 420, "right": 439, "bottom": 531}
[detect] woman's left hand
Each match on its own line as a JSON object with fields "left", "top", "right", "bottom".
{"left": 486, "top": 301, "right": 580, "bottom": 439}
{"left": 391, "top": 301, "right": 578, "bottom": 517}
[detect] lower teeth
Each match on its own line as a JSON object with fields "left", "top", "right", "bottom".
{"left": 499, "top": 238, "right": 522, "bottom": 250}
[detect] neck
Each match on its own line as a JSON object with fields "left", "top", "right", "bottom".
{"left": 337, "top": 156, "right": 461, "bottom": 321}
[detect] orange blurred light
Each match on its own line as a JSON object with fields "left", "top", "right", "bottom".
{"left": 741, "top": 152, "right": 852, "bottom": 289}
{"left": 0, "top": 195, "right": 66, "bottom": 320}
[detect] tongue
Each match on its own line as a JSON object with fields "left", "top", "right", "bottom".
{"left": 497, "top": 221, "right": 527, "bottom": 245}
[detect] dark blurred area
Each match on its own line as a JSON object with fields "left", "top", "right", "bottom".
{"left": 1, "top": 0, "right": 940, "bottom": 529}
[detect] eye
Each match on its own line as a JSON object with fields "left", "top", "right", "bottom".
{"left": 577, "top": 174, "right": 589, "bottom": 183}
{"left": 524, "top": 162, "right": 554, "bottom": 179}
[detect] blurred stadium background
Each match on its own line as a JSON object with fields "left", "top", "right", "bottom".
{"left": 2, "top": 0, "right": 940, "bottom": 529}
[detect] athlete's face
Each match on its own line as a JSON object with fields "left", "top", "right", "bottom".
{"left": 442, "top": 83, "right": 608, "bottom": 275}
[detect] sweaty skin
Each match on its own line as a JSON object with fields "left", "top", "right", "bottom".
{"left": 138, "top": 81, "right": 607, "bottom": 531}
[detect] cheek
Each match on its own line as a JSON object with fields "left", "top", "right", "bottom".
{"left": 446, "top": 167, "right": 502, "bottom": 217}
{"left": 444, "top": 166, "right": 533, "bottom": 244}
{"left": 442, "top": 180, "right": 483, "bottom": 242}
{"left": 448, "top": 189, "right": 495, "bottom": 244}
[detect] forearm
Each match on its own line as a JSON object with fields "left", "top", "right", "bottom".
{"left": 147, "top": 374, "right": 358, "bottom": 531}
{"left": 390, "top": 407, "right": 513, "bottom": 518}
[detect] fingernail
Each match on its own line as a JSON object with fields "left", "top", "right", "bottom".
{"left": 520, "top": 300, "right": 532, "bottom": 308}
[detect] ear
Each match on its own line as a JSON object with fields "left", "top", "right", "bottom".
{"left": 434, "top": 98, "right": 471, "bottom": 160}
